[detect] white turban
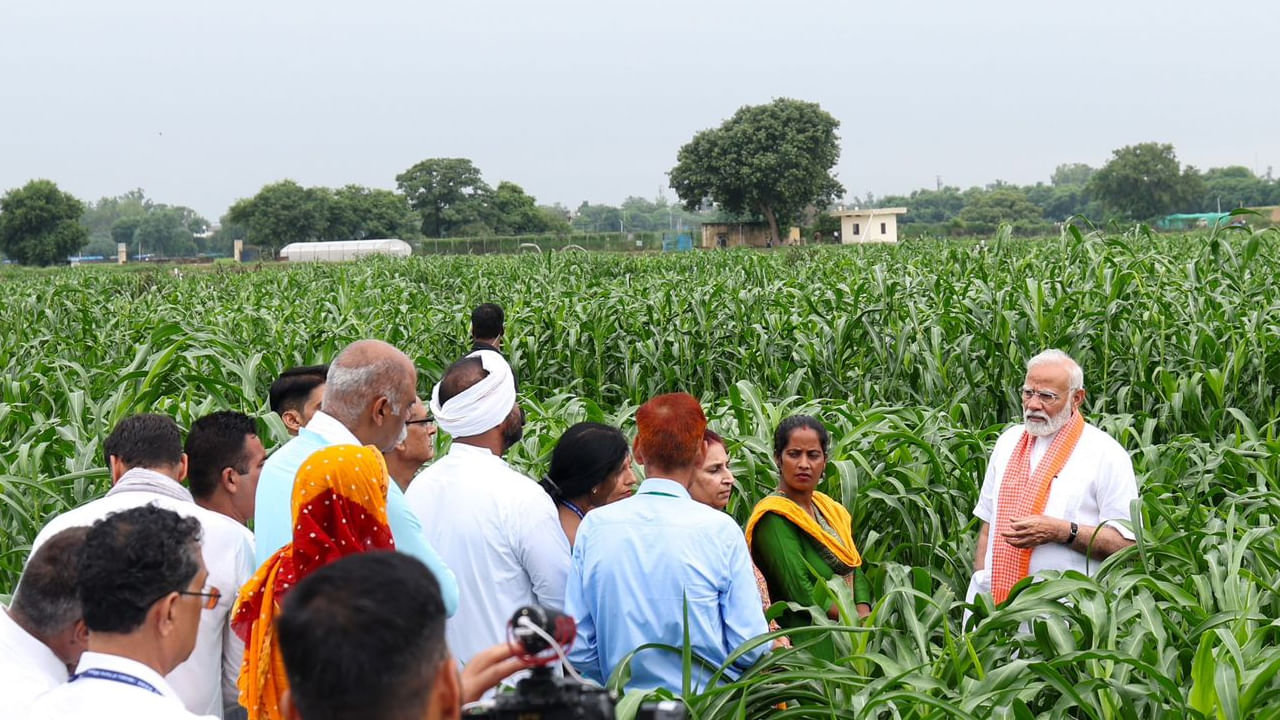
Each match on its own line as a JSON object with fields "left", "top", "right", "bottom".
{"left": 430, "top": 349, "right": 517, "bottom": 438}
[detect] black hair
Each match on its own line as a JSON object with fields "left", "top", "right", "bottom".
{"left": 277, "top": 552, "right": 447, "bottom": 720}
{"left": 268, "top": 364, "right": 329, "bottom": 415}
{"left": 185, "top": 411, "right": 259, "bottom": 500}
{"left": 470, "top": 303, "right": 505, "bottom": 341}
{"left": 78, "top": 505, "right": 202, "bottom": 634}
{"left": 540, "top": 422, "right": 629, "bottom": 501}
{"left": 12, "top": 526, "right": 90, "bottom": 635}
{"left": 437, "top": 356, "right": 486, "bottom": 407}
{"left": 103, "top": 414, "right": 183, "bottom": 470}
{"left": 772, "top": 414, "right": 830, "bottom": 458}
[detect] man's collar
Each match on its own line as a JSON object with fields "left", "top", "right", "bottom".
{"left": 1, "top": 607, "right": 69, "bottom": 682}
{"left": 105, "top": 468, "right": 192, "bottom": 503}
{"left": 447, "top": 442, "right": 501, "bottom": 461}
{"left": 73, "top": 651, "right": 180, "bottom": 700}
{"left": 634, "top": 477, "right": 692, "bottom": 499}
{"left": 303, "top": 410, "right": 361, "bottom": 446}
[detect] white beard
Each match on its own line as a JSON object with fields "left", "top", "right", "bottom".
{"left": 1024, "top": 402, "right": 1074, "bottom": 437}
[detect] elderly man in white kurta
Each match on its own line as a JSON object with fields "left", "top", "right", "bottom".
{"left": 406, "top": 350, "right": 569, "bottom": 669}
{"left": 967, "top": 350, "right": 1139, "bottom": 607}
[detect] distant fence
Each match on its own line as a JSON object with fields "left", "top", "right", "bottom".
{"left": 414, "top": 232, "right": 691, "bottom": 255}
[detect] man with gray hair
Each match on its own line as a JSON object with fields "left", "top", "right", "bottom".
{"left": 2, "top": 527, "right": 90, "bottom": 717}
{"left": 253, "top": 339, "right": 458, "bottom": 616}
{"left": 967, "top": 349, "right": 1139, "bottom": 610}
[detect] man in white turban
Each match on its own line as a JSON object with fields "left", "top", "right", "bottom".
{"left": 405, "top": 350, "right": 570, "bottom": 673}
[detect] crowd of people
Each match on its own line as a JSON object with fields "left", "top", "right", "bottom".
{"left": 2, "top": 300, "right": 1140, "bottom": 720}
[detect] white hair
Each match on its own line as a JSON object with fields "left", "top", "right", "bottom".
{"left": 1026, "top": 349, "right": 1084, "bottom": 390}
{"left": 323, "top": 355, "right": 412, "bottom": 426}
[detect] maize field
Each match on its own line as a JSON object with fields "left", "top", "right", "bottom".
{"left": 2, "top": 224, "right": 1279, "bottom": 718}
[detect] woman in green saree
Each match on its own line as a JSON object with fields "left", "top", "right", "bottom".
{"left": 745, "top": 415, "right": 871, "bottom": 658}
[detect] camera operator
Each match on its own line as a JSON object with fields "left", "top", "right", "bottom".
{"left": 275, "top": 552, "right": 530, "bottom": 720}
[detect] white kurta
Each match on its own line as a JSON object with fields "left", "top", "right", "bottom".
{"left": 405, "top": 443, "right": 570, "bottom": 667}
{"left": 0, "top": 607, "right": 70, "bottom": 718}
{"left": 968, "top": 422, "right": 1139, "bottom": 601}
{"left": 27, "top": 651, "right": 215, "bottom": 720}
{"left": 30, "top": 469, "right": 254, "bottom": 719}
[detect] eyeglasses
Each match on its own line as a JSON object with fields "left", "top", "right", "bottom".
{"left": 405, "top": 416, "right": 435, "bottom": 426}
{"left": 1020, "top": 388, "right": 1063, "bottom": 403}
{"left": 176, "top": 586, "right": 222, "bottom": 610}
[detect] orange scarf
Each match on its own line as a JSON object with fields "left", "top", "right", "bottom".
{"left": 232, "top": 445, "right": 395, "bottom": 720}
{"left": 745, "top": 491, "right": 862, "bottom": 568}
{"left": 990, "top": 411, "right": 1084, "bottom": 603}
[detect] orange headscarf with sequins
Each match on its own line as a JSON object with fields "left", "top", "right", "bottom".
{"left": 231, "top": 445, "right": 395, "bottom": 720}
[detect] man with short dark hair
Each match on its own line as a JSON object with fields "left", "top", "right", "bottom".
{"left": 2, "top": 527, "right": 90, "bottom": 717}
{"left": 186, "top": 411, "right": 266, "bottom": 529}
{"left": 269, "top": 365, "right": 328, "bottom": 437}
{"left": 407, "top": 351, "right": 566, "bottom": 671}
{"left": 28, "top": 505, "right": 215, "bottom": 720}
{"left": 254, "top": 340, "right": 458, "bottom": 615}
{"left": 275, "top": 552, "right": 528, "bottom": 720}
{"left": 565, "top": 393, "right": 768, "bottom": 691}
{"left": 31, "top": 414, "right": 254, "bottom": 719}
{"left": 469, "top": 303, "right": 504, "bottom": 354}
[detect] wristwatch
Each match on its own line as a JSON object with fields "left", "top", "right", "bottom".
{"left": 1064, "top": 521, "right": 1079, "bottom": 545}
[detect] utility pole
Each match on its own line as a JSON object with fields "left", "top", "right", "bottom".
{"left": 936, "top": 175, "right": 942, "bottom": 191}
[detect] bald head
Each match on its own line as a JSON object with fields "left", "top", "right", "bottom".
{"left": 322, "top": 340, "right": 419, "bottom": 451}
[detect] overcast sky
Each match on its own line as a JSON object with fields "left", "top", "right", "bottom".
{"left": 2, "top": 0, "right": 1276, "bottom": 220}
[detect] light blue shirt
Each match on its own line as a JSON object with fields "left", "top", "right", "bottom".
{"left": 565, "top": 478, "right": 768, "bottom": 692}
{"left": 253, "top": 412, "right": 459, "bottom": 616}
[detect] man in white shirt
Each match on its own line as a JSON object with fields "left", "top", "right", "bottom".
{"left": 28, "top": 505, "right": 219, "bottom": 720}
{"left": 968, "top": 349, "right": 1139, "bottom": 608}
{"left": 1, "top": 527, "right": 89, "bottom": 717}
{"left": 187, "top": 411, "right": 267, "bottom": 532}
{"left": 407, "top": 350, "right": 570, "bottom": 668}
{"left": 30, "top": 414, "right": 254, "bottom": 719}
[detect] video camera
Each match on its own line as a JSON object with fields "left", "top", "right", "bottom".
{"left": 463, "top": 606, "right": 685, "bottom": 720}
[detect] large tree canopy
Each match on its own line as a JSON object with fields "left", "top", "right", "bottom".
{"left": 395, "top": 158, "right": 491, "bottom": 237}
{"left": 227, "top": 180, "right": 326, "bottom": 250}
{"left": 1088, "top": 142, "right": 1204, "bottom": 221}
{"left": 668, "top": 98, "right": 844, "bottom": 242}
{"left": 0, "top": 180, "right": 88, "bottom": 265}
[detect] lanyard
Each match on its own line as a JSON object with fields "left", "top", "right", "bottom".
{"left": 559, "top": 498, "right": 586, "bottom": 519}
{"left": 637, "top": 490, "right": 682, "bottom": 498}
{"left": 71, "top": 668, "right": 162, "bottom": 696}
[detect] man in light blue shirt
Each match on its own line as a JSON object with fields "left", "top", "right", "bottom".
{"left": 253, "top": 339, "right": 459, "bottom": 616}
{"left": 565, "top": 392, "right": 768, "bottom": 692}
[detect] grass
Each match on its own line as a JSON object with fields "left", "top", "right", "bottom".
{"left": 2, "top": 223, "right": 1279, "bottom": 716}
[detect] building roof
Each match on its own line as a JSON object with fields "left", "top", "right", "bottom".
{"left": 831, "top": 207, "right": 908, "bottom": 217}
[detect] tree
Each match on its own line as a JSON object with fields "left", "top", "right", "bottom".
{"left": 134, "top": 208, "right": 196, "bottom": 257}
{"left": 669, "top": 98, "right": 844, "bottom": 243}
{"left": 395, "top": 158, "right": 491, "bottom": 237}
{"left": 1088, "top": 143, "right": 1204, "bottom": 221}
{"left": 227, "top": 180, "right": 325, "bottom": 250}
{"left": 1197, "top": 166, "right": 1272, "bottom": 211}
{"left": 484, "top": 181, "right": 547, "bottom": 235}
{"left": 0, "top": 180, "right": 88, "bottom": 265}
{"left": 957, "top": 188, "right": 1050, "bottom": 235}
{"left": 1051, "top": 163, "right": 1096, "bottom": 187}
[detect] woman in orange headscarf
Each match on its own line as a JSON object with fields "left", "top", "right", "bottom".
{"left": 232, "top": 445, "right": 396, "bottom": 720}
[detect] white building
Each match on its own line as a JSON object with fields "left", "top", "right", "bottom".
{"left": 279, "top": 239, "right": 413, "bottom": 262}
{"left": 832, "top": 207, "right": 908, "bottom": 244}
